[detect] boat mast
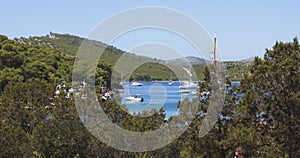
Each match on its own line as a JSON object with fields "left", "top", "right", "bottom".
{"left": 213, "top": 32, "right": 217, "bottom": 67}
{"left": 182, "top": 67, "right": 192, "bottom": 82}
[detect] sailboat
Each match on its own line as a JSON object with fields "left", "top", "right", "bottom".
{"left": 179, "top": 67, "right": 198, "bottom": 89}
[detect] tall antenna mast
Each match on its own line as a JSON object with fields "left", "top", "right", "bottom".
{"left": 213, "top": 32, "right": 217, "bottom": 67}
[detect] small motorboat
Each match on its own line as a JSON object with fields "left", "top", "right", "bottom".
{"left": 191, "top": 91, "right": 198, "bottom": 95}
{"left": 177, "top": 89, "right": 191, "bottom": 93}
{"left": 131, "top": 81, "right": 143, "bottom": 86}
{"left": 179, "top": 82, "right": 198, "bottom": 89}
{"left": 125, "top": 95, "right": 144, "bottom": 102}
{"left": 168, "top": 80, "right": 174, "bottom": 86}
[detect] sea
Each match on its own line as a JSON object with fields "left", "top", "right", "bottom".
{"left": 119, "top": 81, "right": 197, "bottom": 119}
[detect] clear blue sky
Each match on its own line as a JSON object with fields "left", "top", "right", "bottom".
{"left": 1, "top": 0, "right": 299, "bottom": 61}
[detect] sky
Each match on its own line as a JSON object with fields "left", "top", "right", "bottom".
{"left": 1, "top": 0, "right": 300, "bottom": 61}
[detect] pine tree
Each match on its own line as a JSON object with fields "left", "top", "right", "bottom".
{"left": 230, "top": 38, "right": 300, "bottom": 157}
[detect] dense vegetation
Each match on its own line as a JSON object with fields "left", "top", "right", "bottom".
{"left": 21, "top": 33, "right": 190, "bottom": 82}
{"left": 223, "top": 61, "right": 251, "bottom": 81}
{"left": 17, "top": 32, "right": 248, "bottom": 82}
{"left": 0, "top": 33, "right": 299, "bottom": 157}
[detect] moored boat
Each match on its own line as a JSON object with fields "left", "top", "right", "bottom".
{"left": 131, "top": 81, "right": 143, "bottom": 86}
{"left": 177, "top": 89, "right": 192, "bottom": 93}
{"left": 179, "top": 82, "right": 198, "bottom": 89}
{"left": 125, "top": 95, "right": 144, "bottom": 102}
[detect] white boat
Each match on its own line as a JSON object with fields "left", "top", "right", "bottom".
{"left": 200, "top": 91, "right": 211, "bottom": 96}
{"left": 125, "top": 95, "right": 144, "bottom": 102}
{"left": 168, "top": 80, "right": 174, "bottom": 86}
{"left": 131, "top": 81, "right": 143, "bottom": 86}
{"left": 191, "top": 91, "right": 198, "bottom": 95}
{"left": 179, "top": 82, "right": 198, "bottom": 89}
{"left": 119, "top": 81, "right": 126, "bottom": 86}
{"left": 179, "top": 67, "right": 198, "bottom": 89}
{"left": 177, "top": 89, "right": 191, "bottom": 93}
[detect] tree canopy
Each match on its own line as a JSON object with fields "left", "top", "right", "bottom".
{"left": 0, "top": 34, "right": 299, "bottom": 157}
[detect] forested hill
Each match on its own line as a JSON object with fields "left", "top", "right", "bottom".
{"left": 2, "top": 32, "right": 252, "bottom": 85}
{"left": 0, "top": 33, "right": 184, "bottom": 92}
{"left": 10, "top": 33, "right": 196, "bottom": 82}
{"left": 14, "top": 32, "right": 126, "bottom": 62}
{"left": 0, "top": 34, "right": 74, "bottom": 90}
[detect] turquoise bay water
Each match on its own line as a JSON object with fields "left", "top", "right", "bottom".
{"left": 119, "top": 81, "right": 197, "bottom": 119}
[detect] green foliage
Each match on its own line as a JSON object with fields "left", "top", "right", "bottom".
{"left": 0, "top": 67, "right": 24, "bottom": 90}
{"left": 0, "top": 33, "right": 299, "bottom": 157}
{"left": 224, "top": 61, "right": 251, "bottom": 81}
{"left": 0, "top": 79, "right": 54, "bottom": 157}
{"left": 0, "top": 37, "right": 75, "bottom": 88}
{"left": 131, "top": 62, "right": 177, "bottom": 81}
{"left": 203, "top": 66, "right": 210, "bottom": 82}
{"left": 21, "top": 33, "right": 186, "bottom": 82}
{"left": 229, "top": 38, "right": 300, "bottom": 157}
{"left": 0, "top": 35, "right": 8, "bottom": 42}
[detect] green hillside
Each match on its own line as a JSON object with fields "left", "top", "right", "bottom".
{"left": 223, "top": 61, "right": 251, "bottom": 81}
{"left": 0, "top": 34, "right": 74, "bottom": 90}
{"left": 17, "top": 33, "right": 192, "bottom": 82}
{"left": 12, "top": 32, "right": 250, "bottom": 83}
